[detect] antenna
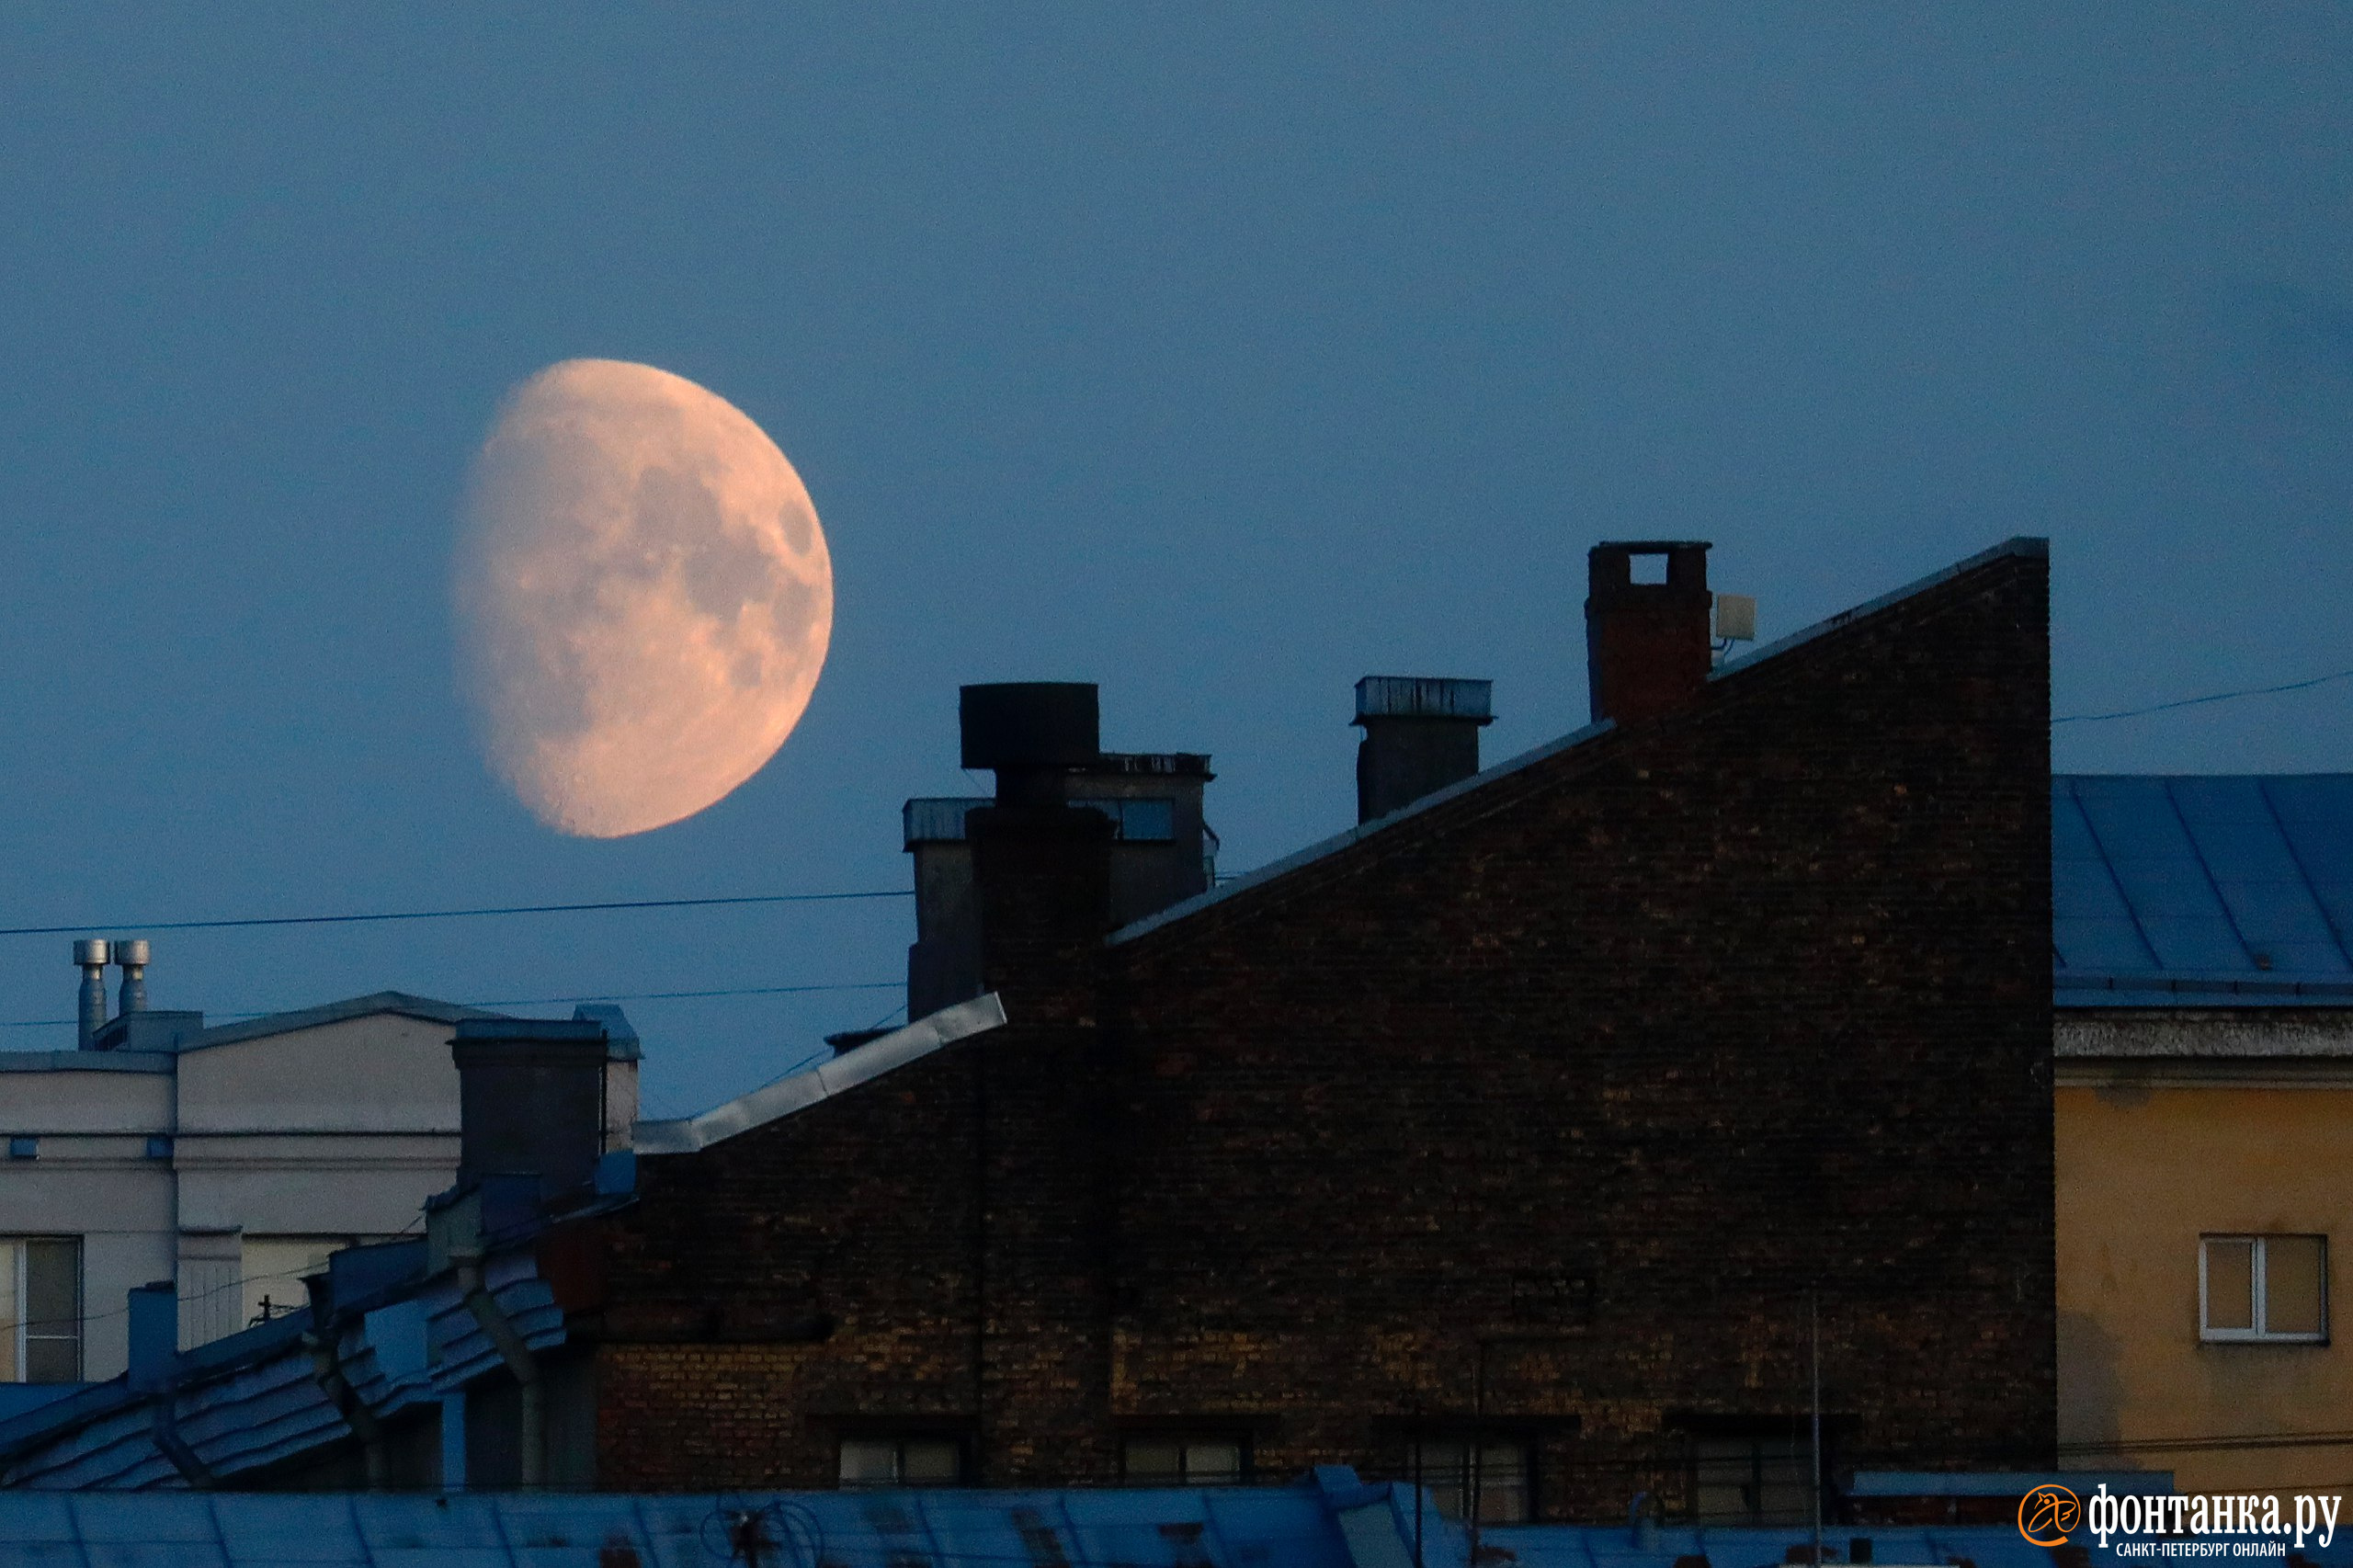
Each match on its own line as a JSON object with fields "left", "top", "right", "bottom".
{"left": 1812, "top": 1293, "right": 1824, "bottom": 1568}
{"left": 1712, "top": 593, "right": 1758, "bottom": 667}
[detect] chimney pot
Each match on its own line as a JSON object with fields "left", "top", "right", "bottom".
{"left": 1585, "top": 540, "right": 1712, "bottom": 725}
{"left": 113, "top": 937, "right": 150, "bottom": 1017}
{"left": 73, "top": 939, "right": 110, "bottom": 1050}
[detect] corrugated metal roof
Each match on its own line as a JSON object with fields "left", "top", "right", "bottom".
{"left": 0, "top": 1252, "right": 563, "bottom": 1489}
{"left": 14, "top": 1490, "right": 2325, "bottom": 1568}
{"left": 0, "top": 1469, "right": 1418, "bottom": 1566}
{"left": 2054, "top": 776, "right": 2353, "bottom": 1005}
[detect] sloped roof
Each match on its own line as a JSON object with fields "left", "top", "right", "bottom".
{"left": 631, "top": 994, "right": 1007, "bottom": 1155}
{"left": 2054, "top": 775, "right": 2353, "bottom": 1006}
{"left": 180, "top": 991, "right": 508, "bottom": 1051}
{"left": 1115, "top": 537, "right": 2049, "bottom": 947}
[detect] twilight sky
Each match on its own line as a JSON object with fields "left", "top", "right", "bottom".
{"left": 2, "top": 6, "right": 2348, "bottom": 1117}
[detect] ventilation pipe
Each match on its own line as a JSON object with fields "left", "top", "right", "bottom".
{"left": 114, "top": 938, "right": 150, "bottom": 1016}
{"left": 74, "top": 939, "right": 110, "bottom": 1051}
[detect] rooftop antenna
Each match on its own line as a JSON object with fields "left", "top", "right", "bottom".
{"left": 1713, "top": 592, "right": 1758, "bottom": 665}
{"left": 1811, "top": 1291, "right": 1824, "bottom": 1568}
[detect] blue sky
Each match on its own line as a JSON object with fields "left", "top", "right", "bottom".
{"left": 2, "top": 6, "right": 2347, "bottom": 1116}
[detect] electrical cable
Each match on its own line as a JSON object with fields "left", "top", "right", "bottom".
{"left": 0, "top": 979, "right": 904, "bottom": 1029}
{"left": 2054, "top": 667, "right": 2353, "bottom": 725}
{"left": 0, "top": 887, "right": 910, "bottom": 940}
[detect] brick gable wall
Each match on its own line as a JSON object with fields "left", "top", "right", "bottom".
{"left": 591, "top": 546, "right": 2052, "bottom": 1517}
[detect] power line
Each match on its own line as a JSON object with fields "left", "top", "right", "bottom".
{"left": 2054, "top": 666, "right": 2353, "bottom": 725}
{"left": 0, "top": 887, "right": 910, "bottom": 941}
{"left": 0, "top": 980, "right": 904, "bottom": 1030}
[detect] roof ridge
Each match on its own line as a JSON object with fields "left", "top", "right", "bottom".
{"left": 1114, "top": 536, "right": 2048, "bottom": 948}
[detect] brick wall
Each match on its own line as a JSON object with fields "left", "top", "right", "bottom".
{"left": 592, "top": 544, "right": 2053, "bottom": 1516}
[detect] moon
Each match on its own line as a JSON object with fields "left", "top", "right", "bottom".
{"left": 454, "top": 358, "right": 833, "bottom": 838}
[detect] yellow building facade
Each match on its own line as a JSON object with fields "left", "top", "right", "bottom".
{"left": 2056, "top": 1006, "right": 2353, "bottom": 1494}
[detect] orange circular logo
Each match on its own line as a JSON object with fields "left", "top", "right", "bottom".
{"left": 2020, "top": 1484, "right": 2080, "bottom": 1547}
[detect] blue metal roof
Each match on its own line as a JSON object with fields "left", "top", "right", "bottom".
{"left": 1490, "top": 1522, "right": 2057, "bottom": 1568}
{"left": 16, "top": 1491, "right": 2328, "bottom": 1568}
{"left": 0, "top": 1468, "right": 1426, "bottom": 1567}
{"left": 2054, "top": 775, "right": 2353, "bottom": 1006}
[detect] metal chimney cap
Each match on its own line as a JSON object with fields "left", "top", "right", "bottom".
{"left": 1353, "top": 676, "right": 1495, "bottom": 724}
{"left": 72, "top": 938, "right": 110, "bottom": 966}
{"left": 112, "top": 939, "right": 151, "bottom": 966}
{"left": 959, "top": 683, "right": 1100, "bottom": 771}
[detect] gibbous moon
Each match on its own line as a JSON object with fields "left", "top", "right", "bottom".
{"left": 454, "top": 358, "right": 833, "bottom": 837}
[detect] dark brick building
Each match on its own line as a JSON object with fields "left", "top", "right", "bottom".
{"left": 587, "top": 538, "right": 2054, "bottom": 1521}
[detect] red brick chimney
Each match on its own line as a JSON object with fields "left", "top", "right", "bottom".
{"left": 1585, "top": 541, "right": 1712, "bottom": 725}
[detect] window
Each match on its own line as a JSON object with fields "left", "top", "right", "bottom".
{"left": 838, "top": 1435, "right": 962, "bottom": 1488}
{"left": 1121, "top": 1434, "right": 1246, "bottom": 1486}
{"left": 0, "top": 1238, "right": 81, "bottom": 1382}
{"left": 2202, "top": 1235, "right": 2327, "bottom": 1343}
{"left": 1405, "top": 1438, "right": 1531, "bottom": 1524}
{"left": 1072, "top": 798, "right": 1176, "bottom": 843}
{"left": 1688, "top": 1434, "right": 1813, "bottom": 1525}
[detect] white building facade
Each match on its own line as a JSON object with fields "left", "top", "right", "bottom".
{"left": 0, "top": 986, "right": 639, "bottom": 1401}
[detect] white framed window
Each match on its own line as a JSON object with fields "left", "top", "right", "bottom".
{"left": 0, "top": 1237, "right": 82, "bottom": 1383}
{"left": 1405, "top": 1437, "right": 1531, "bottom": 1524}
{"left": 838, "top": 1435, "right": 962, "bottom": 1489}
{"left": 2201, "top": 1234, "right": 2326, "bottom": 1343}
{"left": 1121, "top": 1433, "right": 1246, "bottom": 1485}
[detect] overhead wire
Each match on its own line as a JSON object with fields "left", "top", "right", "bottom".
{"left": 0, "top": 886, "right": 910, "bottom": 940}
{"left": 2054, "top": 666, "right": 2353, "bottom": 725}
{"left": 0, "top": 980, "right": 904, "bottom": 1029}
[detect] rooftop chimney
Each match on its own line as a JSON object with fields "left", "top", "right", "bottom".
{"left": 451, "top": 1017, "right": 609, "bottom": 1201}
{"left": 128, "top": 1279, "right": 176, "bottom": 1392}
{"left": 74, "top": 939, "right": 109, "bottom": 1050}
{"left": 114, "top": 938, "right": 150, "bottom": 1016}
{"left": 1586, "top": 540, "right": 1712, "bottom": 725}
{"left": 910, "top": 684, "right": 1211, "bottom": 1017}
{"left": 1353, "top": 676, "right": 1494, "bottom": 824}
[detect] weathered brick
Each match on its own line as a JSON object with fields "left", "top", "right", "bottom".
{"left": 590, "top": 547, "right": 2053, "bottom": 1518}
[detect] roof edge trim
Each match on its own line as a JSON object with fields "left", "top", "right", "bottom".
{"left": 631, "top": 993, "right": 1007, "bottom": 1154}
{"left": 1709, "top": 536, "right": 2047, "bottom": 685}
{"left": 184, "top": 992, "right": 512, "bottom": 1052}
{"left": 1110, "top": 718, "right": 1618, "bottom": 945}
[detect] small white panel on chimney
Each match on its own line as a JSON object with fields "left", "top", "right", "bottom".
{"left": 1713, "top": 593, "right": 1757, "bottom": 642}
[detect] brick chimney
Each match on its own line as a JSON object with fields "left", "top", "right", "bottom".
{"left": 1585, "top": 540, "right": 1712, "bottom": 725}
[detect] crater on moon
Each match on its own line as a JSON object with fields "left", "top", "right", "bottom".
{"left": 454, "top": 358, "right": 834, "bottom": 838}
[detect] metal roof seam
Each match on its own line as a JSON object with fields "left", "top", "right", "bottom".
{"left": 2165, "top": 777, "right": 2259, "bottom": 970}
{"left": 2063, "top": 778, "right": 2162, "bottom": 971}
{"left": 2263, "top": 776, "right": 2353, "bottom": 969}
